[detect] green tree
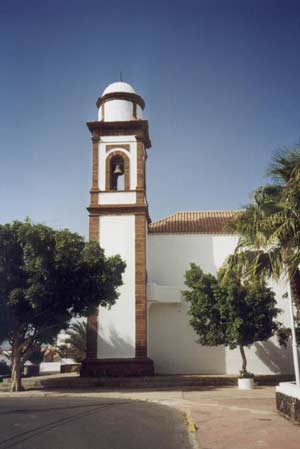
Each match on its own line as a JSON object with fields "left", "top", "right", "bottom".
{"left": 0, "top": 220, "right": 125, "bottom": 391}
{"left": 59, "top": 320, "right": 87, "bottom": 362}
{"left": 183, "top": 263, "right": 280, "bottom": 373}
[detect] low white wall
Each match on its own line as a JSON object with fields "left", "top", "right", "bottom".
{"left": 147, "top": 233, "right": 294, "bottom": 375}
{"left": 276, "top": 382, "right": 300, "bottom": 399}
{"left": 40, "top": 362, "right": 61, "bottom": 373}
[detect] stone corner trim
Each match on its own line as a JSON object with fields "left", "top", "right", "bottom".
{"left": 276, "top": 391, "right": 300, "bottom": 423}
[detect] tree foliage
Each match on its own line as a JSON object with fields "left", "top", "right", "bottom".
{"left": 224, "top": 145, "right": 300, "bottom": 317}
{"left": 183, "top": 263, "right": 280, "bottom": 373}
{"left": 0, "top": 220, "right": 126, "bottom": 391}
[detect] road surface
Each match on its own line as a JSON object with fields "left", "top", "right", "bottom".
{"left": 0, "top": 396, "right": 190, "bottom": 449}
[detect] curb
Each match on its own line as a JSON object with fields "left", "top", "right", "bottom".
{"left": 186, "top": 409, "right": 198, "bottom": 432}
{"left": 142, "top": 398, "right": 200, "bottom": 449}
{"left": 184, "top": 409, "right": 200, "bottom": 449}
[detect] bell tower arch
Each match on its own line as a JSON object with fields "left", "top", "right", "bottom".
{"left": 105, "top": 150, "right": 130, "bottom": 191}
{"left": 81, "top": 82, "right": 154, "bottom": 376}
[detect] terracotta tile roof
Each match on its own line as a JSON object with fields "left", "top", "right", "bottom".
{"left": 148, "top": 210, "right": 240, "bottom": 234}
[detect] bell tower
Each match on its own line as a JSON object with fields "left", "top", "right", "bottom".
{"left": 81, "top": 82, "right": 154, "bottom": 376}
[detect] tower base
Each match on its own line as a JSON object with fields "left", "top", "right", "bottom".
{"left": 80, "top": 357, "right": 154, "bottom": 377}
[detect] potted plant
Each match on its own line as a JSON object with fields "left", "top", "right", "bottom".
{"left": 238, "top": 370, "right": 255, "bottom": 389}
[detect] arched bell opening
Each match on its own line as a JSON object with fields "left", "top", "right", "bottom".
{"left": 111, "top": 156, "right": 125, "bottom": 191}
{"left": 105, "top": 151, "right": 130, "bottom": 191}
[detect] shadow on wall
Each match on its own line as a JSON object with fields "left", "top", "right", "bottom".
{"left": 254, "top": 340, "right": 294, "bottom": 374}
{"left": 148, "top": 234, "right": 227, "bottom": 374}
{"left": 97, "top": 326, "right": 134, "bottom": 358}
{"left": 148, "top": 303, "right": 226, "bottom": 374}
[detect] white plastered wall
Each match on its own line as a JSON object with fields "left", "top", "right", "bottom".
{"left": 99, "top": 100, "right": 134, "bottom": 121}
{"left": 98, "top": 215, "right": 136, "bottom": 358}
{"left": 136, "top": 105, "right": 142, "bottom": 119}
{"left": 147, "top": 233, "right": 294, "bottom": 374}
{"left": 99, "top": 192, "right": 136, "bottom": 205}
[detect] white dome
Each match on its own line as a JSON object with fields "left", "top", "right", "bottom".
{"left": 102, "top": 82, "right": 136, "bottom": 96}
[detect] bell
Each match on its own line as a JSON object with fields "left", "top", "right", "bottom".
{"left": 113, "top": 163, "right": 124, "bottom": 175}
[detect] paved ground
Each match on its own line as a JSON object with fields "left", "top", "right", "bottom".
{"left": 1, "top": 386, "right": 300, "bottom": 449}
{"left": 181, "top": 387, "right": 300, "bottom": 449}
{"left": 99, "top": 386, "right": 300, "bottom": 449}
{"left": 0, "top": 397, "right": 190, "bottom": 449}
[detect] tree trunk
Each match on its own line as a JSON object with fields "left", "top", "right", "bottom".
{"left": 10, "top": 342, "right": 23, "bottom": 392}
{"left": 239, "top": 345, "right": 247, "bottom": 373}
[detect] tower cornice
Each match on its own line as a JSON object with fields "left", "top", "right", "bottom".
{"left": 87, "top": 204, "right": 151, "bottom": 223}
{"left": 86, "top": 120, "right": 151, "bottom": 149}
{"left": 96, "top": 92, "right": 145, "bottom": 110}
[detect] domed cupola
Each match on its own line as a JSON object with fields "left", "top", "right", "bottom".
{"left": 96, "top": 81, "right": 145, "bottom": 122}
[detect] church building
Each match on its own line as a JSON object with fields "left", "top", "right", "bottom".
{"left": 80, "top": 81, "right": 294, "bottom": 377}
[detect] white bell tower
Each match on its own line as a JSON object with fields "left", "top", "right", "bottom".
{"left": 81, "top": 82, "right": 154, "bottom": 376}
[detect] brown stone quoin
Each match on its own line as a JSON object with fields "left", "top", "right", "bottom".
{"left": 135, "top": 212, "right": 147, "bottom": 357}
{"left": 90, "top": 135, "right": 99, "bottom": 205}
{"left": 86, "top": 214, "right": 99, "bottom": 359}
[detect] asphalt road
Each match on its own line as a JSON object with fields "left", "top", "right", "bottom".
{"left": 0, "top": 397, "right": 191, "bottom": 449}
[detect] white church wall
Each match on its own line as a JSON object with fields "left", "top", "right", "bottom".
{"left": 224, "top": 277, "right": 294, "bottom": 374}
{"left": 128, "top": 141, "right": 137, "bottom": 190}
{"left": 147, "top": 283, "right": 181, "bottom": 303}
{"left": 148, "top": 302, "right": 227, "bottom": 374}
{"left": 147, "top": 233, "right": 238, "bottom": 285}
{"left": 98, "top": 215, "right": 136, "bottom": 358}
{"left": 147, "top": 233, "right": 294, "bottom": 374}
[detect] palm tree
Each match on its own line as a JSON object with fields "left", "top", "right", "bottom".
{"left": 267, "top": 148, "right": 300, "bottom": 313}
{"left": 223, "top": 146, "right": 300, "bottom": 315}
{"left": 222, "top": 146, "right": 300, "bottom": 385}
{"left": 60, "top": 320, "right": 87, "bottom": 362}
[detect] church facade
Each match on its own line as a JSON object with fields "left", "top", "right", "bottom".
{"left": 81, "top": 82, "right": 294, "bottom": 377}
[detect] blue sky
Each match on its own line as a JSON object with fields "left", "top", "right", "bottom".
{"left": 1, "top": 0, "right": 300, "bottom": 238}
